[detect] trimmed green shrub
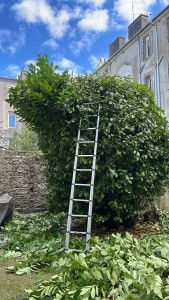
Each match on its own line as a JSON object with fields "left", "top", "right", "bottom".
{"left": 7, "top": 54, "right": 169, "bottom": 226}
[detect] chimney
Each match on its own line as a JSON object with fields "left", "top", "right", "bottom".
{"left": 109, "top": 36, "right": 126, "bottom": 58}
{"left": 128, "top": 14, "right": 148, "bottom": 40}
{"left": 20, "top": 66, "right": 27, "bottom": 80}
{"left": 97, "top": 58, "right": 103, "bottom": 69}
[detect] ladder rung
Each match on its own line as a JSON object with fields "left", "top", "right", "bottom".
{"left": 72, "top": 214, "right": 88, "bottom": 217}
{"left": 77, "top": 154, "right": 94, "bottom": 157}
{"left": 78, "top": 141, "right": 95, "bottom": 144}
{"left": 83, "top": 115, "right": 98, "bottom": 117}
{"left": 68, "top": 249, "right": 82, "bottom": 252}
{"left": 83, "top": 102, "right": 99, "bottom": 105}
{"left": 74, "top": 183, "right": 91, "bottom": 186}
{"left": 81, "top": 127, "right": 97, "bottom": 130}
{"left": 75, "top": 169, "right": 92, "bottom": 171}
{"left": 73, "top": 199, "right": 90, "bottom": 202}
{"left": 70, "top": 231, "right": 87, "bottom": 234}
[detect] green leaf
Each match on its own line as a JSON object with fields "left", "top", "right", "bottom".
{"left": 91, "top": 287, "right": 95, "bottom": 298}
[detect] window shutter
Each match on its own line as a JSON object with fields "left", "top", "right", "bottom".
{"left": 149, "top": 30, "right": 153, "bottom": 55}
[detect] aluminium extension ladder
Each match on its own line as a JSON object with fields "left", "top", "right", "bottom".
{"left": 65, "top": 102, "right": 100, "bottom": 252}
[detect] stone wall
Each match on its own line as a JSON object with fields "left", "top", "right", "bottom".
{"left": 0, "top": 148, "right": 47, "bottom": 212}
{"left": 1, "top": 147, "right": 169, "bottom": 214}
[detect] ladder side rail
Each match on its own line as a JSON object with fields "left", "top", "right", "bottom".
{"left": 86, "top": 104, "right": 101, "bottom": 250}
{"left": 65, "top": 122, "right": 81, "bottom": 250}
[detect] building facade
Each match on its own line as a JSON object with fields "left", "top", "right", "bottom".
{"left": 95, "top": 5, "right": 169, "bottom": 121}
{"left": 0, "top": 67, "right": 26, "bottom": 145}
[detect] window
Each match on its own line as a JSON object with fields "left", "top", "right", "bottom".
{"left": 141, "top": 31, "right": 153, "bottom": 60}
{"left": 145, "top": 35, "right": 150, "bottom": 58}
{"left": 8, "top": 112, "right": 16, "bottom": 128}
{"left": 145, "top": 76, "right": 151, "bottom": 89}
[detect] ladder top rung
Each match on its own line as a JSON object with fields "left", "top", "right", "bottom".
{"left": 73, "top": 199, "right": 90, "bottom": 202}
{"left": 77, "top": 154, "right": 94, "bottom": 157}
{"left": 74, "top": 183, "right": 91, "bottom": 186}
{"left": 70, "top": 231, "right": 87, "bottom": 235}
{"left": 78, "top": 141, "right": 95, "bottom": 144}
{"left": 72, "top": 214, "right": 88, "bottom": 218}
{"left": 75, "top": 169, "right": 92, "bottom": 171}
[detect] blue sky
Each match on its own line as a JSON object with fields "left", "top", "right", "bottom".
{"left": 0, "top": 0, "right": 168, "bottom": 78}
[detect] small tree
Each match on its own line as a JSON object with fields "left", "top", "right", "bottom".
{"left": 6, "top": 54, "right": 169, "bottom": 227}
{"left": 9, "top": 127, "right": 40, "bottom": 152}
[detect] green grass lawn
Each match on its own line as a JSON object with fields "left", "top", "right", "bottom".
{"left": 0, "top": 249, "right": 53, "bottom": 300}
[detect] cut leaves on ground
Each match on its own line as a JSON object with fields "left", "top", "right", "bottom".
{"left": 1, "top": 210, "right": 169, "bottom": 299}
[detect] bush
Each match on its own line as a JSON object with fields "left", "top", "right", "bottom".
{"left": 6, "top": 54, "right": 169, "bottom": 227}
{"left": 9, "top": 127, "right": 40, "bottom": 152}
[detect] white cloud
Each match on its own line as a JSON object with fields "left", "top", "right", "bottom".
{"left": 56, "top": 57, "right": 83, "bottom": 74}
{"left": 0, "top": 29, "right": 11, "bottom": 52}
{"left": 49, "top": 9, "right": 71, "bottom": 39}
{"left": 89, "top": 53, "right": 108, "bottom": 69}
{"left": 69, "top": 34, "right": 96, "bottom": 54}
{"left": 78, "top": 9, "right": 109, "bottom": 31}
{"left": 85, "top": 0, "right": 107, "bottom": 7}
{"left": 42, "top": 38, "right": 58, "bottom": 49}
{"left": 77, "top": 0, "right": 106, "bottom": 7}
{"left": 161, "top": 0, "right": 169, "bottom": 4}
{"left": 111, "top": 18, "right": 126, "bottom": 30}
{"left": 6, "top": 64, "right": 21, "bottom": 78}
{"left": 114, "top": 0, "right": 156, "bottom": 23}
{"left": 24, "top": 59, "right": 37, "bottom": 66}
{"left": 0, "top": 28, "right": 25, "bottom": 54}
{"left": 89, "top": 55, "right": 100, "bottom": 69}
{"left": 12, "top": 0, "right": 81, "bottom": 39}
{"left": 8, "top": 29, "right": 26, "bottom": 54}
{"left": 12, "top": 0, "right": 54, "bottom": 23}
{"left": 0, "top": 3, "right": 4, "bottom": 13}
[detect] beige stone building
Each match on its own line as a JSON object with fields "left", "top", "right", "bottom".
{"left": 95, "top": 5, "right": 169, "bottom": 121}
{"left": 0, "top": 67, "right": 26, "bottom": 145}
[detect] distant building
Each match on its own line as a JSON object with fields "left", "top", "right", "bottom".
{"left": 0, "top": 67, "right": 27, "bottom": 145}
{"left": 95, "top": 5, "right": 169, "bottom": 121}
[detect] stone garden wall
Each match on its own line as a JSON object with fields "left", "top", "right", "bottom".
{"left": 0, "top": 147, "right": 169, "bottom": 214}
{"left": 0, "top": 148, "right": 47, "bottom": 212}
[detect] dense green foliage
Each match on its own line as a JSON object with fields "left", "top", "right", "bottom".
{"left": 1, "top": 212, "right": 66, "bottom": 252}
{"left": 1, "top": 211, "right": 169, "bottom": 299}
{"left": 7, "top": 54, "right": 169, "bottom": 226}
{"left": 0, "top": 212, "right": 66, "bottom": 273}
{"left": 9, "top": 127, "right": 40, "bottom": 152}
